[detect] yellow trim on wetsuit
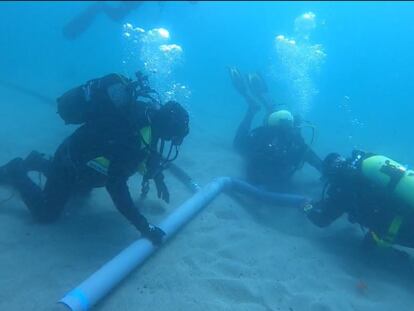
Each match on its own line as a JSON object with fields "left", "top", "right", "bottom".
{"left": 371, "top": 215, "right": 404, "bottom": 248}
{"left": 86, "top": 126, "right": 152, "bottom": 176}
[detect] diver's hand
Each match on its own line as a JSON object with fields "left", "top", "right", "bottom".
{"left": 301, "top": 198, "right": 314, "bottom": 214}
{"left": 142, "top": 224, "right": 166, "bottom": 246}
{"left": 154, "top": 173, "right": 170, "bottom": 203}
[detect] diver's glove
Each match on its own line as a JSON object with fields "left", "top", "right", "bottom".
{"left": 142, "top": 224, "right": 166, "bottom": 246}
{"left": 301, "top": 199, "right": 315, "bottom": 214}
{"left": 154, "top": 173, "right": 170, "bottom": 203}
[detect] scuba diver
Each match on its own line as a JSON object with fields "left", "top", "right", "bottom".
{"left": 63, "top": 1, "right": 198, "bottom": 40}
{"left": 63, "top": 1, "right": 143, "bottom": 40}
{"left": 305, "top": 150, "right": 414, "bottom": 251}
{"left": 229, "top": 67, "right": 322, "bottom": 191}
{"left": 0, "top": 72, "right": 190, "bottom": 246}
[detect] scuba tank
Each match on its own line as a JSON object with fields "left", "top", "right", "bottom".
{"left": 361, "top": 155, "right": 414, "bottom": 210}
{"left": 57, "top": 73, "right": 132, "bottom": 124}
{"left": 56, "top": 71, "right": 160, "bottom": 125}
{"left": 57, "top": 84, "right": 92, "bottom": 124}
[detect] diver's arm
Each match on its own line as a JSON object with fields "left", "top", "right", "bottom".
{"left": 305, "top": 186, "right": 345, "bottom": 227}
{"left": 106, "top": 175, "right": 149, "bottom": 231}
{"left": 292, "top": 133, "right": 323, "bottom": 173}
{"left": 233, "top": 103, "right": 259, "bottom": 153}
{"left": 306, "top": 199, "right": 344, "bottom": 227}
{"left": 107, "top": 156, "right": 165, "bottom": 245}
{"left": 106, "top": 153, "right": 150, "bottom": 232}
{"left": 305, "top": 201, "right": 343, "bottom": 227}
{"left": 304, "top": 148, "right": 323, "bottom": 173}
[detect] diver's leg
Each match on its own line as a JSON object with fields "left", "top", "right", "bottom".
{"left": 0, "top": 157, "right": 72, "bottom": 223}
{"left": 0, "top": 157, "right": 27, "bottom": 185}
{"left": 62, "top": 2, "right": 105, "bottom": 40}
{"left": 394, "top": 218, "right": 414, "bottom": 249}
{"left": 103, "top": 1, "right": 141, "bottom": 22}
{"left": 23, "top": 150, "right": 53, "bottom": 177}
{"left": 36, "top": 167, "right": 73, "bottom": 223}
{"left": 233, "top": 103, "right": 259, "bottom": 153}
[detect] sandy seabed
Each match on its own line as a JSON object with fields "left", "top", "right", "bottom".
{"left": 1, "top": 98, "right": 414, "bottom": 311}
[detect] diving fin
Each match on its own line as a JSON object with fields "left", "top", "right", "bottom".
{"left": 63, "top": 2, "right": 142, "bottom": 40}
{"left": 102, "top": 1, "right": 142, "bottom": 22}
{"left": 247, "top": 72, "right": 268, "bottom": 97}
{"left": 62, "top": 2, "right": 105, "bottom": 40}
{"left": 228, "top": 66, "right": 247, "bottom": 96}
{"left": 247, "top": 72, "right": 276, "bottom": 114}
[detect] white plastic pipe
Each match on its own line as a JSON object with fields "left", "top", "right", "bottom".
{"left": 58, "top": 177, "right": 307, "bottom": 311}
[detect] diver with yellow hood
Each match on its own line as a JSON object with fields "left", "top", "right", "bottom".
{"left": 229, "top": 67, "right": 322, "bottom": 190}
{"left": 305, "top": 150, "right": 414, "bottom": 250}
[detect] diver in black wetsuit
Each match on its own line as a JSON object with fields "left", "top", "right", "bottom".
{"left": 229, "top": 67, "right": 322, "bottom": 191}
{"left": 305, "top": 151, "right": 414, "bottom": 250}
{"left": 63, "top": 2, "right": 143, "bottom": 40}
{"left": 0, "top": 73, "right": 189, "bottom": 246}
{"left": 62, "top": 1, "right": 198, "bottom": 40}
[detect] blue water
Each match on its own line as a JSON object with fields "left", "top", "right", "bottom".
{"left": 1, "top": 1, "right": 414, "bottom": 310}
{"left": 2, "top": 1, "right": 413, "bottom": 159}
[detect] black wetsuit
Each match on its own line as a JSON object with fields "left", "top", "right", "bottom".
{"left": 7, "top": 115, "right": 151, "bottom": 231}
{"left": 234, "top": 107, "right": 322, "bottom": 190}
{"left": 307, "top": 154, "right": 414, "bottom": 248}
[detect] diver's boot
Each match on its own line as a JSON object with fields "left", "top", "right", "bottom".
{"left": 23, "top": 151, "right": 50, "bottom": 175}
{"left": 0, "top": 157, "right": 26, "bottom": 185}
